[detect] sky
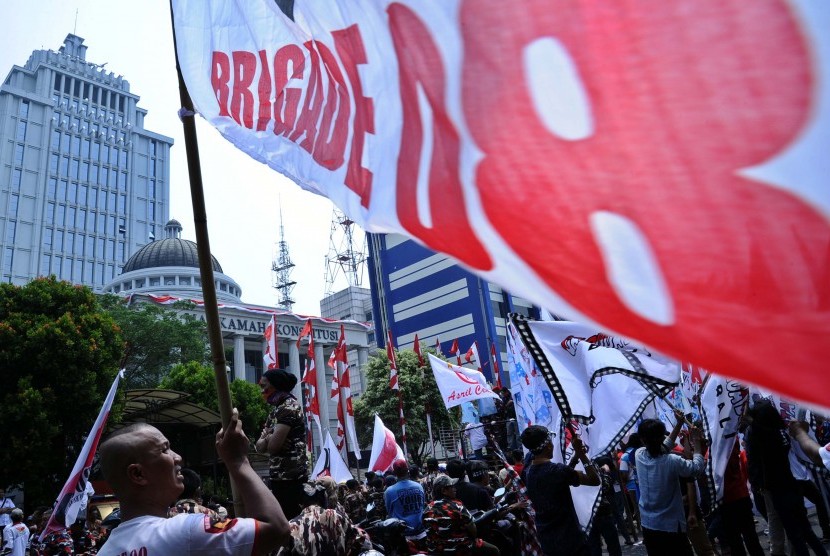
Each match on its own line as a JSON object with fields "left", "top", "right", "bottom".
{"left": 2, "top": 0, "right": 364, "bottom": 315}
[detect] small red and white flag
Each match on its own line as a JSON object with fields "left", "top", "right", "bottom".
{"left": 263, "top": 314, "right": 278, "bottom": 370}
{"left": 413, "top": 333, "right": 424, "bottom": 367}
{"left": 300, "top": 323, "right": 322, "bottom": 444}
{"left": 450, "top": 339, "right": 461, "bottom": 365}
{"left": 465, "top": 341, "right": 483, "bottom": 372}
{"left": 387, "top": 330, "right": 399, "bottom": 390}
{"left": 297, "top": 318, "right": 313, "bottom": 348}
{"left": 434, "top": 337, "right": 442, "bottom": 356}
{"left": 491, "top": 342, "right": 503, "bottom": 390}
{"left": 368, "top": 414, "right": 405, "bottom": 472}
{"left": 332, "top": 325, "right": 360, "bottom": 460}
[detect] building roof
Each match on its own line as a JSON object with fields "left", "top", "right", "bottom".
{"left": 121, "top": 237, "right": 223, "bottom": 274}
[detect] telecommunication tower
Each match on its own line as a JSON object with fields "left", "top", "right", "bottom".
{"left": 324, "top": 207, "right": 367, "bottom": 295}
{"left": 272, "top": 206, "right": 296, "bottom": 311}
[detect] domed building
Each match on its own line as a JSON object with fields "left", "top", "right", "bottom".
{"left": 104, "top": 220, "right": 372, "bottom": 454}
{"left": 104, "top": 219, "right": 242, "bottom": 301}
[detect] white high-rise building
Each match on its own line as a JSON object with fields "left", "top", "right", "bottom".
{"left": 0, "top": 34, "right": 172, "bottom": 287}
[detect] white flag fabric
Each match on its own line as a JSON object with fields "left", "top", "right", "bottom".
{"left": 312, "top": 431, "right": 354, "bottom": 484}
{"left": 171, "top": 0, "right": 829, "bottom": 410}
{"left": 699, "top": 375, "right": 749, "bottom": 510}
{"left": 513, "top": 318, "right": 676, "bottom": 457}
{"left": 429, "top": 354, "right": 499, "bottom": 410}
{"left": 41, "top": 370, "right": 123, "bottom": 540}
{"left": 367, "top": 414, "right": 405, "bottom": 473}
{"left": 506, "top": 322, "right": 556, "bottom": 436}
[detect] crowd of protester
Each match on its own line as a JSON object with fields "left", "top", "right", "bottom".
{"left": 4, "top": 369, "right": 830, "bottom": 555}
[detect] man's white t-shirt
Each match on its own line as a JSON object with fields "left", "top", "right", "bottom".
{"left": 0, "top": 498, "right": 14, "bottom": 527}
{"left": 2, "top": 522, "right": 30, "bottom": 556}
{"left": 98, "top": 514, "right": 258, "bottom": 556}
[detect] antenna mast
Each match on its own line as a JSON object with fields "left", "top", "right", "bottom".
{"left": 272, "top": 204, "right": 296, "bottom": 311}
{"left": 324, "top": 207, "right": 367, "bottom": 295}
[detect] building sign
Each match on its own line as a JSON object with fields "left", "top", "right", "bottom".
{"left": 183, "top": 311, "right": 340, "bottom": 342}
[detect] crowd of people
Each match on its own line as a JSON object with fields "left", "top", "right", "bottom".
{"left": 3, "top": 367, "right": 830, "bottom": 556}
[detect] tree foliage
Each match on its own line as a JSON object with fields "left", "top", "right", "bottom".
{"left": 98, "top": 295, "right": 209, "bottom": 389}
{"left": 353, "top": 348, "right": 458, "bottom": 465}
{"left": 0, "top": 277, "right": 123, "bottom": 506}
{"left": 159, "top": 361, "right": 268, "bottom": 439}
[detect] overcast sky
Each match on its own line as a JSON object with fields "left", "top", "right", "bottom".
{"left": 3, "top": 0, "right": 364, "bottom": 315}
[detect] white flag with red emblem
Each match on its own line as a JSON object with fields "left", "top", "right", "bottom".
{"left": 312, "top": 431, "right": 353, "bottom": 483}
{"left": 263, "top": 314, "right": 278, "bottom": 370}
{"left": 368, "top": 414, "right": 405, "bottom": 473}
{"left": 172, "top": 0, "right": 830, "bottom": 409}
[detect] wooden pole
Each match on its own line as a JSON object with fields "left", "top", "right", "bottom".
{"left": 168, "top": 2, "right": 240, "bottom": 516}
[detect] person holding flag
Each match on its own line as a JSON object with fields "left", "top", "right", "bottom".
{"left": 97, "top": 409, "right": 290, "bottom": 555}
{"left": 256, "top": 368, "right": 309, "bottom": 520}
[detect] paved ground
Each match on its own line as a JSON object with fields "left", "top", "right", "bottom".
{"left": 610, "top": 509, "right": 827, "bottom": 555}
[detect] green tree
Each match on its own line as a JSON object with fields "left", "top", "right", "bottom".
{"left": 0, "top": 277, "right": 123, "bottom": 506}
{"left": 353, "top": 348, "right": 458, "bottom": 466}
{"left": 98, "top": 295, "right": 209, "bottom": 389}
{"left": 159, "top": 361, "right": 269, "bottom": 439}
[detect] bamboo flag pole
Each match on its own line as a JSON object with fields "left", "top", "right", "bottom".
{"left": 168, "top": 1, "right": 240, "bottom": 515}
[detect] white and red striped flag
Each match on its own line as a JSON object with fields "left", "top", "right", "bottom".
{"left": 332, "top": 325, "right": 360, "bottom": 460}
{"left": 300, "top": 320, "right": 322, "bottom": 445}
{"left": 387, "top": 330, "right": 399, "bottom": 390}
{"left": 41, "top": 370, "right": 123, "bottom": 540}
{"left": 368, "top": 414, "right": 405, "bottom": 473}
{"left": 434, "top": 337, "right": 442, "bottom": 356}
{"left": 450, "top": 339, "right": 462, "bottom": 365}
{"left": 491, "top": 342, "right": 503, "bottom": 390}
{"left": 330, "top": 373, "right": 347, "bottom": 458}
{"left": 263, "top": 314, "right": 278, "bottom": 370}
{"left": 413, "top": 333, "right": 424, "bottom": 367}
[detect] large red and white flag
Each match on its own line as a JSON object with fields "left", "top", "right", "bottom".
{"left": 171, "top": 1, "right": 830, "bottom": 409}
{"left": 428, "top": 353, "right": 499, "bottom": 410}
{"left": 41, "top": 370, "right": 123, "bottom": 540}
{"left": 300, "top": 323, "right": 322, "bottom": 444}
{"left": 263, "top": 314, "right": 278, "bottom": 370}
{"left": 368, "top": 414, "right": 405, "bottom": 473}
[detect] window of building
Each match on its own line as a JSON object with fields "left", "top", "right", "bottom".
{"left": 110, "top": 148, "right": 118, "bottom": 165}
{"left": 165, "top": 276, "right": 175, "bottom": 286}
{"left": 56, "top": 204, "right": 65, "bottom": 225}
{"left": 68, "top": 182, "right": 77, "bottom": 203}
{"left": 96, "top": 237, "right": 104, "bottom": 256}
{"left": 12, "top": 170, "right": 21, "bottom": 192}
{"left": 147, "top": 202, "right": 155, "bottom": 220}
{"left": 119, "top": 172, "right": 127, "bottom": 189}
{"left": 66, "top": 232, "right": 75, "bottom": 252}
{"left": 100, "top": 167, "right": 108, "bottom": 187}
{"left": 9, "top": 195, "right": 19, "bottom": 216}
{"left": 19, "top": 100, "right": 29, "bottom": 118}
{"left": 17, "top": 121, "right": 27, "bottom": 141}
{"left": 69, "top": 158, "right": 79, "bottom": 179}
{"left": 194, "top": 277, "right": 201, "bottom": 287}
{"left": 40, "top": 254, "right": 50, "bottom": 276}
{"left": 88, "top": 188, "right": 97, "bottom": 207}
{"left": 134, "top": 278, "right": 145, "bottom": 288}
{"left": 219, "top": 282, "right": 227, "bottom": 292}
{"left": 107, "top": 239, "right": 115, "bottom": 258}
{"left": 96, "top": 262, "right": 104, "bottom": 284}
{"left": 118, "top": 195, "right": 126, "bottom": 213}
{"left": 73, "top": 259, "right": 82, "bottom": 280}
{"left": 48, "top": 178, "right": 57, "bottom": 199}
{"left": 149, "top": 141, "right": 156, "bottom": 156}
{"left": 109, "top": 168, "right": 117, "bottom": 188}
{"left": 67, "top": 207, "right": 76, "bottom": 229}
{"left": 55, "top": 230, "right": 64, "bottom": 251}
{"left": 61, "top": 133, "right": 69, "bottom": 151}
{"left": 83, "top": 262, "right": 92, "bottom": 283}
{"left": 102, "top": 144, "right": 109, "bottom": 164}
{"left": 82, "top": 138, "right": 90, "bottom": 158}
{"left": 77, "top": 209, "right": 85, "bottom": 230}
{"left": 107, "top": 194, "right": 116, "bottom": 214}
{"left": 91, "top": 141, "right": 99, "bottom": 159}
{"left": 81, "top": 161, "right": 88, "bottom": 181}
{"left": 46, "top": 202, "right": 55, "bottom": 225}
{"left": 43, "top": 228, "right": 53, "bottom": 249}
{"left": 179, "top": 276, "right": 190, "bottom": 286}
{"left": 57, "top": 180, "right": 67, "bottom": 200}
{"left": 79, "top": 185, "right": 87, "bottom": 204}
{"left": 149, "top": 277, "right": 160, "bottom": 286}
{"left": 97, "top": 213, "right": 105, "bottom": 233}
{"left": 90, "top": 164, "right": 98, "bottom": 184}
{"left": 4, "top": 248, "right": 14, "bottom": 273}
{"left": 113, "top": 285, "right": 120, "bottom": 293}
{"left": 14, "top": 144, "right": 24, "bottom": 165}
{"left": 71, "top": 135, "right": 80, "bottom": 157}
{"left": 5, "top": 221, "right": 16, "bottom": 244}
{"left": 60, "top": 156, "right": 68, "bottom": 176}
{"left": 149, "top": 180, "right": 156, "bottom": 198}
{"left": 108, "top": 264, "right": 115, "bottom": 281}
{"left": 52, "top": 130, "right": 60, "bottom": 149}
{"left": 118, "top": 242, "right": 125, "bottom": 261}
{"left": 85, "top": 235, "right": 93, "bottom": 256}
{"left": 119, "top": 150, "right": 127, "bottom": 167}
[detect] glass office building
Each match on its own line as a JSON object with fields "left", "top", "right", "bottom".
{"left": 0, "top": 34, "right": 172, "bottom": 287}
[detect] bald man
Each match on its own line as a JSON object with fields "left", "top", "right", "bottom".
{"left": 98, "top": 409, "right": 289, "bottom": 555}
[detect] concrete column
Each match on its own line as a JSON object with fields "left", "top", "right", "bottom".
{"left": 314, "top": 343, "right": 330, "bottom": 439}
{"left": 233, "top": 334, "right": 246, "bottom": 382}
{"left": 356, "top": 346, "right": 369, "bottom": 395}
{"left": 288, "top": 341, "right": 301, "bottom": 400}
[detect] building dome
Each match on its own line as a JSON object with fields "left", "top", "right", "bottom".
{"left": 122, "top": 238, "right": 223, "bottom": 274}
{"left": 122, "top": 219, "right": 222, "bottom": 274}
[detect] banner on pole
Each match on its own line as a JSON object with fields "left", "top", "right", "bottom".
{"left": 171, "top": 0, "right": 830, "bottom": 409}
{"left": 429, "top": 354, "right": 499, "bottom": 409}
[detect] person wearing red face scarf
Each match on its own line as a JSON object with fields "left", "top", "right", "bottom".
{"left": 256, "top": 368, "right": 309, "bottom": 520}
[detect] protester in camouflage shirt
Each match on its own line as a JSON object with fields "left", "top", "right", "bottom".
{"left": 342, "top": 479, "right": 367, "bottom": 524}
{"left": 423, "top": 475, "right": 499, "bottom": 556}
{"left": 274, "top": 504, "right": 370, "bottom": 556}
{"left": 256, "top": 369, "right": 308, "bottom": 520}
